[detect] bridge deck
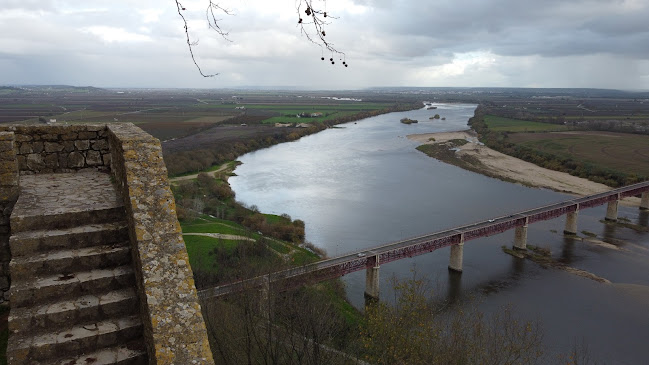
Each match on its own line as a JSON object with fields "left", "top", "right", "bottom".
{"left": 198, "top": 181, "right": 649, "bottom": 300}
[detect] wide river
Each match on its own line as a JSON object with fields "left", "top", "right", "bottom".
{"left": 229, "top": 104, "right": 649, "bottom": 363}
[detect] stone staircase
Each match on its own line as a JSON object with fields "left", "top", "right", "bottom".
{"left": 5, "top": 172, "right": 147, "bottom": 364}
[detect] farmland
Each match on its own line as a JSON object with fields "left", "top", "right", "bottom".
{"left": 483, "top": 114, "right": 570, "bottom": 132}
{"left": 507, "top": 131, "right": 649, "bottom": 177}
{"left": 0, "top": 86, "right": 417, "bottom": 163}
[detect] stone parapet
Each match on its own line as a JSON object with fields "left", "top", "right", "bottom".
{"left": 0, "top": 123, "right": 214, "bottom": 363}
{"left": 0, "top": 131, "right": 18, "bottom": 303}
{"left": 107, "top": 123, "right": 214, "bottom": 365}
{"left": 0, "top": 124, "right": 110, "bottom": 173}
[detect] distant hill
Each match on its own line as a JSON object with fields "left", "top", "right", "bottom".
{"left": 1, "top": 85, "right": 109, "bottom": 94}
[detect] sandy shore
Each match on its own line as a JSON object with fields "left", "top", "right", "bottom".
{"left": 408, "top": 130, "right": 639, "bottom": 205}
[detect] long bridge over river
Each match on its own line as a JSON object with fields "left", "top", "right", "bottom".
{"left": 198, "top": 182, "right": 649, "bottom": 302}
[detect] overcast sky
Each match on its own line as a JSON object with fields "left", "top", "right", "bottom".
{"left": 1, "top": 0, "right": 648, "bottom": 90}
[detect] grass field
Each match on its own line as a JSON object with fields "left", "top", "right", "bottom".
{"left": 508, "top": 131, "right": 649, "bottom": 176}
{"left": 180, "top": 215, "right": 318, "bottom": 273}
{"left": 484, "top": 115, "right": 570, "bottom": 132}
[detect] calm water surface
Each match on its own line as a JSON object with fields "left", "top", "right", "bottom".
{"left": 229, "top": 104, "right": 649, "bottom": 363}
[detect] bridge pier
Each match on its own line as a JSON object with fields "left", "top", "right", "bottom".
{"left": 514, "top": 218, "right": 529, "bottom": 250}
{"left": 448, "top": 235, "right": 464, "bottom": 273}
{"left": 364, "top": 255, "right": 380, "bottom": 304}
{"left": 605, "top": 199, "right": 619, "bottom": 221}
{"left": 514, "top": 226, "right": 527, "bottom": 250}
{"left": 564, "top": 209, "right": 578, "bottom": 235}
{"left": 641, "top": 192, "right": 649, "bottom": 210}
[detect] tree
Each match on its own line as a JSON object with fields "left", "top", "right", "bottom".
{"left": 361, "top": 274, "right": 545, "bottom": 364}
{"left": 175, "top": 0, "right": 347, "bottom": 77}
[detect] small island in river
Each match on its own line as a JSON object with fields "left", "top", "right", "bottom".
{"left": 400, "top": 117, "right": 419, "bottom": 124}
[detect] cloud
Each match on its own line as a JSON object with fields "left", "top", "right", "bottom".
{"left": 0, "top": 0, "right": 647, "bottom": 89}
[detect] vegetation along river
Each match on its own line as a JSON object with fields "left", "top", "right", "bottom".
{"left": 229, "top": 103, "right": 649, "bottom": 363}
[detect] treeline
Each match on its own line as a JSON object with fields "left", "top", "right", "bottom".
{"left": 164, "top": 103, "right": 420, "bottom": 176}
{"left": 172, "top": 173, "right": 305, "bottom": 243}
{"left": 469, "top": 105, "right": 646, "bottom": 187}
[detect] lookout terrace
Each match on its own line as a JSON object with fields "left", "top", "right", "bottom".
{"left": 0, "top": 123, "right": 214, "bottom": 364}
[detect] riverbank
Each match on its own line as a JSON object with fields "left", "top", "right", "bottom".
{"left": 408, "top": 130, "right": 640, "bottom": 205}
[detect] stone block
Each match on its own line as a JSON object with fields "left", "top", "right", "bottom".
{"left": 0, "top": 140, "right": 13, "bottom": 153}
{"left": 26, "top": 153, "right": 44, "bottom": 171}
{"left": 86, "top": 150, "right": 102, "bottom": 166}
{"left": 67, "top": 151, "right": 85, "bottom": 168}
{"left": 58, "top": 153, "right": 69, "bottom": 169}
{"left": 44, "top": 142, "right": 65, "bottom": 153}
{"left": 32, "top": 141, "right": 44, "bottom": 154}
{"left": 14, "top": 134, "right": 33, "bottom": 142}
{"left": 0, "top": 160, "right": 18, "bottom": 174}
{"left": 102, "top": 153, "right": 111, "bottom": 166}
{"left": 0, "top": 132, "right": 14, "bottom": 141}
{"left": 91, "top": 139, "right": 108, "bottom": 151}
{"left": 18, "top": 143, "right": 33, "bottom": 154}
{"left": 0, "top": 276, "right": 8, "bottom": 290}
{"left": 16, "top": 155, "right": 25, "bottom": 168}
{"left": 0, "top": 172, "right": 18, "bottom": 186}
{"left": 44, "top": 153, "right": 59, "bottom": 169}
{"left": 74, "top": 140, "right": 90, "bottom": 151}
{"left": 41, "top": 133, "right": 61, "bottom": 141}
{"left": 63, "top": 140, "right": 75, "bottom": 152}
{"left": 0, "top": 186, "right": 19, "bottom": 201}
{"left": 61, "top": 132, "right": 79, "bottom": 140}
{"left": 79, "top": 131, "right": 98, "bottom": 139}
{"left": 87, "top": 125, "right": 106, "bottom": 132}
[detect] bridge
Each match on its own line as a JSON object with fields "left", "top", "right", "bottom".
{"left": 198, "top": 182, "right": 649, "bottom": 302}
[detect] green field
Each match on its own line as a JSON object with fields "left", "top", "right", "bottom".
{"left": 484, "top": 115, "right": 570, "bottom": 132}
{"left": 262, "top": 111, "right": 360, "bottom": 124}
{"left": 180, "top": 215, "right": 318, "bottom": 273}
{"left": 508, "top": 131, "right": 649, "bottom": 177}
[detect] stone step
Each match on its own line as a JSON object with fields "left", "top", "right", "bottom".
{"left": 42, "top": 341, "right": 147, "bottom": 365}
{"left": 10, "top": 206, "right": 126, "bottom": 234}
{"left": 7, "top": 315, "right": 143, "bottom": 364}
{"left": 10, "top": 266, "right": 135, "bottom": 308}
{"left": 10, "top": 172, "right": 126, "bottom": 234}
{"left": 8, "top": 287, "right": 139, "bottom": 336}
{"left": 10, "top": 243, "right": 131, "bottom": 282}
{"left": 9, "top": 221, "right": 129, "bottom": 257}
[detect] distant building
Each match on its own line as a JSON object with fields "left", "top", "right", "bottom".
{"left": 296, "top": 123, "right": 310, "bottom": 128}
{"left": 275, "top": 123, "right": 291, "bottom": 128}
{"left": 296, "top": 112, "right": 323, "bottom": 118}
{"left": 235, "top": 106, "right": 246, "bottom": 110}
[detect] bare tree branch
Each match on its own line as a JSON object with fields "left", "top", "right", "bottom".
{"left": 296, "top": 0, "right": 348, "bottom": 67}
{"left": 175, "top": 0, "right": 233, "bottom": 77}
{"left": 176, "top": 0, "right": 347, "bottom": 77}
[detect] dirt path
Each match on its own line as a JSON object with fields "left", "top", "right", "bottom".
{"left": 182, "top": 232, "right": 255, "bottom": 241}
{"left": 408, "top": 130, "right": 640, "bottom": 205}
{"left": 169, "top": 162, "right": 231, "bottom": 183}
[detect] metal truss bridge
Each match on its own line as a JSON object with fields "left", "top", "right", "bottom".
{"left": 198, "top": 181, "right": 649, "bottom": 300}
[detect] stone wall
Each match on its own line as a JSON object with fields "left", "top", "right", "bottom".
{"left": 0, "top": 123, "right": 215, "bottom": 364}
{"left": 0, "top": 132, "right": 19, "bottom": 303}
{"left": 0, "top": 124, "right": 110, "bottom": 173}
{"left": 107, "top": 123, "right": 214, "bottom": 365}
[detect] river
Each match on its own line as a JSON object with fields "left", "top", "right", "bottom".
{"left": 229, "top": 104, "right": 649, "bottom": 363}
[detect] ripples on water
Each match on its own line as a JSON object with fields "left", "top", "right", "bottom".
{"left": 230, "top": 104, "right": 649, "bottom": 363}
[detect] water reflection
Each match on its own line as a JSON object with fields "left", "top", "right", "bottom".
{"left": 602, "top": 221, "right": 617, "bottom": 242}
{"left": 639, "top": 210, "right": 648, "bottom": 227}
{"left": 446, "top": 269, "right": 463, "bottom": 304}
{"left": 559, "top": 235, "right": 577, "bottom": 265}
